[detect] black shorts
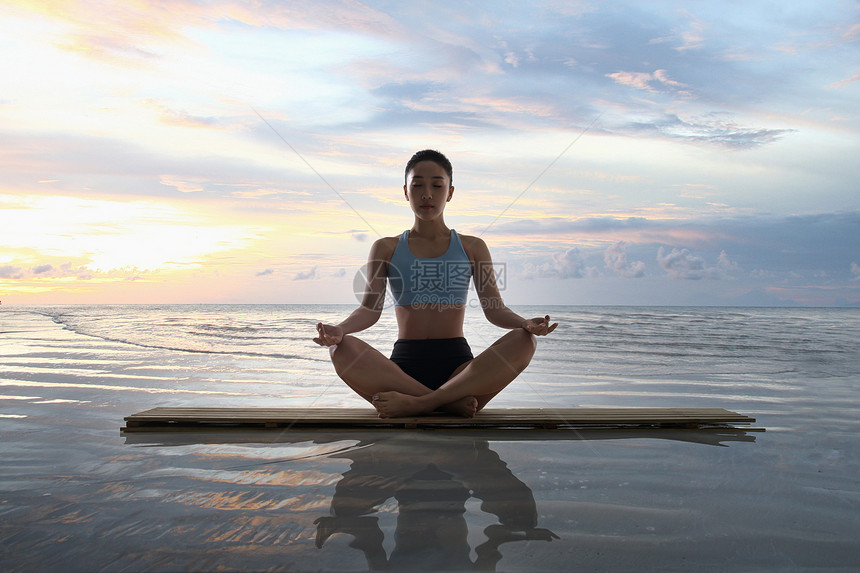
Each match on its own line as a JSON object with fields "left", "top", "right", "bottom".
{"left": 390, "top": 337, "right": 474, "bottom": 390}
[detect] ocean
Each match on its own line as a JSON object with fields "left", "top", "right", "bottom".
{"left": 1, "top": 304, "right": 859, "bottom": 571}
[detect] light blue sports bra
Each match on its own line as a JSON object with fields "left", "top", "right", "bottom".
{"left": 388, "top": 229, "right": 472, "bottom": 306}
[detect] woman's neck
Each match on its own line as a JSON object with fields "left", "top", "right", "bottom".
{"left": 410, "top": 217, "right": 449, "bottom": 238}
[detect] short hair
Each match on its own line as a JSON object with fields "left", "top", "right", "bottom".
{"left": 404, "top": 149, "right": 453, "bottom": 185}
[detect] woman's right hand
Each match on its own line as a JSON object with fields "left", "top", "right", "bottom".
{"left": 313, "top": 323, "right": 343, "bottom": 347}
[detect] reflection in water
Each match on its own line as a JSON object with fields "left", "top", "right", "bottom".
{"left": 112, "top": 428, "right": 756, "bottom": 570}
{"left": 313, "top": 438, "right": 558, "bottom": 571}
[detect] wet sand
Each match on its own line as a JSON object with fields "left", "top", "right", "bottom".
{"left": 2, "top": 308, "right": 859, "bottom": 571}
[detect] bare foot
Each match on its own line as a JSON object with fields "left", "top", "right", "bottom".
{"left": 372, "top": 391, "right": 430, "bottom": 418}
{"left": 313, "top": 516, "right": 336, "bottom": 548}
{"left": 441, "top": 396, "right": 478, "bottom": 418}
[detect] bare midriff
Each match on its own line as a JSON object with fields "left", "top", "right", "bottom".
{"left": 395, "top": 305, "right": 466, "bottom": 340}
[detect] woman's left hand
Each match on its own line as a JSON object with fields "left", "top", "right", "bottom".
{"left": 522, "top": 315, "right": 558, "bottom": 336}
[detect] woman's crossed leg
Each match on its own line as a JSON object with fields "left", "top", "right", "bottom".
{"left": 330, "top": 329, "right": 537, "bottom": 418}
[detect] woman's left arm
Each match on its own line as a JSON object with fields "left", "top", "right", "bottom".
{"left": 467, "top": 236, "right": 557, "bottom": 335}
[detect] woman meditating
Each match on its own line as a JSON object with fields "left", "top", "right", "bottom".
{"left": 313, "top": 149, "right": 557, "bottom": 418}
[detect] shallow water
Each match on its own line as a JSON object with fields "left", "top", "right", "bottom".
{"left": 1, "top": 305, "right": 859, "bottom": 571}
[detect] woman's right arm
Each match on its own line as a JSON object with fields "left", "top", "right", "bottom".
{"left": 314, "top": 238, "right": 392, "bottom": 346}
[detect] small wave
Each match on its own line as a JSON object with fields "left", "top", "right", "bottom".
{"left": 44, "top": 311, "right": 308, "bottom": 361}
{"left": 1, "top": 379, "right": 247, "bottom": 396}
{"left": 186, "top": 330, "right": 285, "bottom": 342}
{"left": 194, "top": 323, "right": 265, "bottom": 334}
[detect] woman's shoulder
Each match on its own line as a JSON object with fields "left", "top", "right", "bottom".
{"left": 454, "top": 232, "right": 490, "bottom": 259}
{"left": 369, "top": 234, "right": 401, "bottom": 259}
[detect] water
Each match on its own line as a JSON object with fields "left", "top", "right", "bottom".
{"left": 1, "top": 305, "right": 859, "bottom": 571}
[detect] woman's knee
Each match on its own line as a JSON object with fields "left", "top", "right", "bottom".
{"left": 519, "top": 330, "right": 538, "bottom": 364}
{"left": 513, "top": 327, "right": 537, "bottom": 348}
{"left": 499, "top": 329, "right": 537, "bottom": 370}
{"left": 329, "top": 335, "right": 360, "bottom": 370}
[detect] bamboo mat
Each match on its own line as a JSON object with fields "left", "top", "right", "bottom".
{"left": 122, "top": 407, "right": 755, "bottom": 432}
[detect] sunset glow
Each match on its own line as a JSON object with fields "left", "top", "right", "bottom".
{"left": 1, "top": 1, "right": 858, "bottom": 305}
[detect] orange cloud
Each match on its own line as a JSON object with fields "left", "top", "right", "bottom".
{"left": 828, "top": 72, "right": 860, "bottom": 90}
{"left": 0, "top": 195, "right": 263, "bottom": 273}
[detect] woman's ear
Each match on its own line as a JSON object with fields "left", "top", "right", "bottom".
{"left": 403, "top": 184, "right": 408, "bottom": 200}
{"left": 447, "top": 186, "right": 455, "bottom": 202}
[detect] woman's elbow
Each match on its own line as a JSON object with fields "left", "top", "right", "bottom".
{"left": 482, "top": 304, "right": 507, "bottom": 325}
{"left": 360, "top": 305, "right": 383, "bottom": 325}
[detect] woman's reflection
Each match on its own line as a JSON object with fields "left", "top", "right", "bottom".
{"left": 314, "top": 438, "right": 557, "bottom": 571}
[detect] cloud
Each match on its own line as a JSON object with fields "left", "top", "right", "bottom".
{"left": 58, "top": 31, "right": 163, "bottom": 66}
{"left": 828, "top": 72, "right": 860, "bottom": 89}
{"left": 32, "top": 264, "right": 54, "bottom": 274}
{"left": 159, "top": 175, "right": 205, "bottom": 193}
{"left": 552, "top": 248, "right": 589, "bottom": 278}
{"left": 486, "top": 212, "right": 860, "bottom": 281}
{"left": 61, "top": 263, "right": 94, "bottom": 280}
{"left": 484, "top": 216, "right": 653, "bottom": 237}
{"left": 145, "top": 100, "right": 221, "bottom": 130}
{"left": 2, "top": 0, "right": 857, "bottom": 306}
{"left": 623, "top": 112, "right": 795, "bottom": 149}
{"left": 0, "top": 195, "right": 262, "bottom": 274}
{"left": 718, "top": 250, "right": 739, "bottom": 271}
{"left": 317, "top": 229, "right": 372, "bottom": 242}
{"left": 0, "top": 265, "right": 23, "bottom": 279}
{"left": 522, "top": 247, "right": 597, "bottom": 279}
{"left": 604, "top": 242, "right": 645, "bottom": 278}
{"left": 10, "top": 0, "right": 197, "bottom": 68}
{"left": 606, "top": 69, "right": 690, "bottom": 94}
{"left": 653, "top": 69, "right": 687, "bottom": 89}
{"left": 851, "top": 262, "right": 860, "bottom": 281}
{"left": 256, "top": 268, "right": 274, "bottom": 277}
{"left": 294, "top": 267, "right": 318, "bottom": 280}
{"left": 657, "top": 247, "right": 712, "bottom": 280}
{"left": 15, "top": 0, "right": 398, "bottom": 67}
{"left": 656, "top": 247, "right": 740, "bottom": 280}
{"left": 0, "top": 130, "right": 314, "bottom": 204}
{"left": 673, "top": 15, "right": 707, "bottom": 52}
{"left": 605, "top": 62, "right": 794, "bottom": 148}
{"left": 372, "top": 81, "right": 445, "bottom": 102}
{"left": 607, "top": 71, "right": 654, "bottom": 91}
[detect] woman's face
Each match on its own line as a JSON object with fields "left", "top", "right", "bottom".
{"left": 404, "top": 160, "right": 454, "bottom": 220}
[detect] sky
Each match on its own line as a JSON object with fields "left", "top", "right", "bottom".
{"left": 1, "top": 0, "right": 858, "bottom": 307}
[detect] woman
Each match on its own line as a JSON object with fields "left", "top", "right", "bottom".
{"left": 314, "top": 149, "right": 557, "bottom": 418}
